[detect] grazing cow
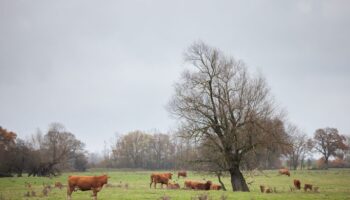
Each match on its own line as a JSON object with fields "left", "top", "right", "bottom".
{"left": 55, "top": 182, "right": 63, "bottom": 189}
{"left": 150, "top": 173, "right": 173, "bottom": 189}
{"left": 293, "top": 179, "right": 301, "bottom": 190}
{"left": 67, "top": 174, "right": 108, "bottom": 200}
{"left": 167, "top": 182, "right": 180, "bottom": 189}
{"left": 177, "top": 171, "right": 187, "bottom": 179}
{"left": 304, "top": 184, "right": 313, "bottom": 192}
{"left": 184, "top": 180, "right": 212, "bottom": 190}
{"left": 210, "top": 184, "right": 221, "bottom": 190}
{"left": 278, "top": 168, "right": 290, "bottom": 177}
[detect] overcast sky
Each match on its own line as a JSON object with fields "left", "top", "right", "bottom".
{"left": 1, "top": 0, "right": 349, "bottom": 153}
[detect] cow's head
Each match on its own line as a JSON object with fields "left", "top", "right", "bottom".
{"left": 206, "top": 181, "right": 213, "bottom": 189}
{"left": 101, "top": 174, "right": 109, "bottom": 184}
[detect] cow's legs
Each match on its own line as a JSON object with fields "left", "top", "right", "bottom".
{"left": 92, "top": 188, "right": 98, "bottom": 200}
{"left": 67, "top": 186, "right": 73, "bottom": 200}
{"left": 150, "top": 181, "right": 153, "bottom": 189}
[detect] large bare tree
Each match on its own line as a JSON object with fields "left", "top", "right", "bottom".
{"left": 313, "top": 127, "right": 348, "bottom": 169}
{"left": 168, "top": 42, "right": 286, "bottom": 192}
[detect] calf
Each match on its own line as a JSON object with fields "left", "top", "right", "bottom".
{"left": 150, "top": 173, "right": 172, "bottom": 189}
{"left": 304, "top": 184, "right": 313, "bottom": 192}
{"left": 167, "top": 182, "right": 180, "bottom": 189}
{"left": 293, "top": 179, "right": 301, "bottom": 190}
{"left": 278, "top": 168, "right": 290, "bottom": 177}
{"left": 210, "top": 184, "right": 221, "bottom": 190}
{"left": 265, "top": 188, "right": 273, "bottom": 193}
{"left": 67, "top": 174, "right": 108, "bottom": 200}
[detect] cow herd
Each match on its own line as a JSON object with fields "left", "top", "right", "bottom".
{"left": 22, "top": 169, "right": 320, "bottom": 199}
{"left": 292, "top": 179, "right": 319, "bottom": 192}
{"left": 259, "top": 168, "right": 319, "bottom": 194}
{"left": 150, "top": 171, "right": 222, "bottom": 191}
{"left": 64, "top": 171, "right": 221, "bottom": 199}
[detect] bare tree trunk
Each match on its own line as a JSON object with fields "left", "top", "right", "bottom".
{"left": 300, "top": 158, "right": 304, "bottom": 170}
{"left": 229, "top": 167, "right": 249, "bottom": 192}
{"left": 293, "top": 159, "right": 298, "bottom": 170}
{"left": 324, "top": 157, "right": 329, "bottom": 169}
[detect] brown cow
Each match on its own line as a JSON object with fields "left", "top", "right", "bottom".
{"left": 278, "top": 168, "right": 290, "bottom": 177}
{"left": 293, "top": 179, "right": 301, "bottom": 190}
{"left": 67, "top": 175, "right": 108, "bottom": 200}
{"left": 304, "top": 184, "right": 313, "bottom": 192}
{"left": 184, "top": 180, "right": 212, "bottom": 190}
{"left": 210, "top": 184, "right": 221, "bottom": 190}
{"left": 167, "top": 182, "right": 180, "bottom": 189}
{"left": 150, "top": 173, "right": 173, "bottom": 189}
{"left": 177, "top": 171, "right": 187, "bottom": 179}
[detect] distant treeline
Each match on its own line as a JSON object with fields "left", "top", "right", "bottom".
{"left": 1, "top": 123, "right": 350, "bottom": 177}
{"left": 88, "top": 129, "right": 350, "bottom": 171}
{"left": 92, "top": 130, "right": 285, "bottom": 170}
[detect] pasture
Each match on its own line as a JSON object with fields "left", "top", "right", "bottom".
{"left": 0, "top": 169, "right": 349, "bottom": 200}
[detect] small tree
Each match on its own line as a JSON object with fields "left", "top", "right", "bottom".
{"left": 313, "top": 127, "right": 348, "bottom": 169}
{"left": 72, "top": 152, "right": 88, "bottom": 171}
{"left": 0, "top": 126, "right": 17, "bottom": 177}
{"left": 286, "top": 124, "right": 309, "bottom": 170}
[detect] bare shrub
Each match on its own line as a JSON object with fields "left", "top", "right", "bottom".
{"left": 290, "top": 186, "right": 295, "bottom": 192}
{"left": 191, "top": 193, "right": 212, "bottom": 200}
{"left": 24, "top": 182, "right": 31, "bottom": 189}
{"left": 42, "top": 186, "right": 49, "bottom": 196}
{"left": 159, "top": 195, "right": 171, "bottom": 200}
{"left": 24, "top": 191, "right": 30, "bottom": 197}
{"left": 220, "top": 194, "right": 228, "bottom": 200}
{"left": 54, "top": 181, "right": 63, "bottom": 189}
{"left": 105, "top": 183, "right": 114, "bottom": 188}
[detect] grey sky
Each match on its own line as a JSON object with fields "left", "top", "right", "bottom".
{"left": 1, "top": 0, "right": 349, "bottom": 152}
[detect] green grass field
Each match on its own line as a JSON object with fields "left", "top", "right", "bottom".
{"left": 0, "top": 169, "right": 349, "bottom": 200}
